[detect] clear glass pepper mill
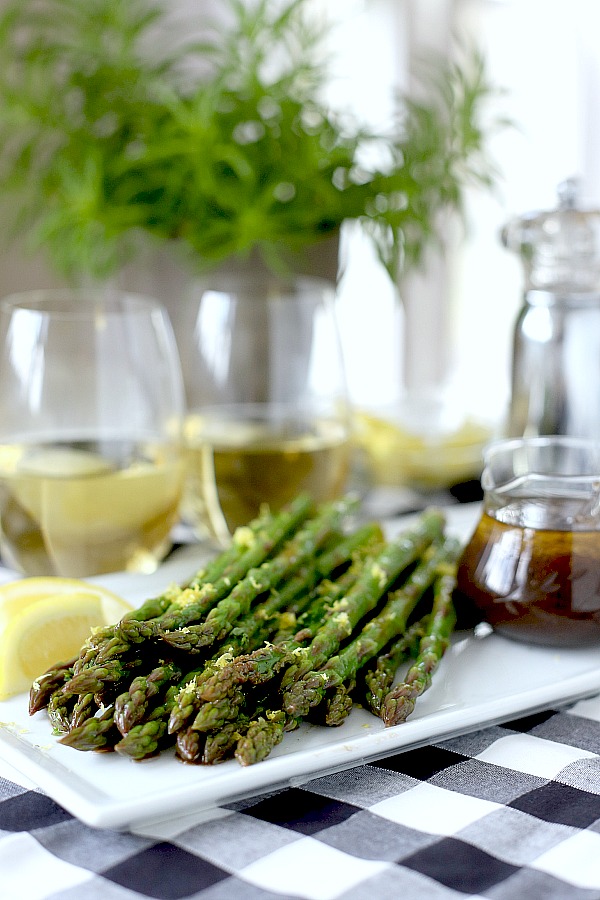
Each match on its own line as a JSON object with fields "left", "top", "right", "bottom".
{"left": 502, "top": 179, "right": 600, "bottom": 438}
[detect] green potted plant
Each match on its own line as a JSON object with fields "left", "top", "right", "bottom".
{"left": 0, "top": 0, "right": 500, "bottom": 288}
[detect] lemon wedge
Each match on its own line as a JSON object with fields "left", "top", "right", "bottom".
{"left": 17, "top": 446, "right": 114, "bottom": 476}
{"left": 0, "top": 577, "right": 132, "bottom": 701}
{"left": 353, "top": 411, "right": 491, "bottom": 488}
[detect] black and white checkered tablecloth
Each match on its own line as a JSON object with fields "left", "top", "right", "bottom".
{"left": 3, "top": 695, "right": 600, "bottom": 900}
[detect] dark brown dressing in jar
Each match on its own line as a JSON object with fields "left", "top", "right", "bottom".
{"left": 457, "top": 499, "right": 600, "bottom": 646}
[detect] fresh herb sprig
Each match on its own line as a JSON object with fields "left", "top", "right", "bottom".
{"left": 0, "top": 0, "right": 502, "bottom": 283}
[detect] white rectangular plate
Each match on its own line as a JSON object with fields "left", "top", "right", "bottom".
{"left": 1, "top": 504, "right": 600, "bottom": 831}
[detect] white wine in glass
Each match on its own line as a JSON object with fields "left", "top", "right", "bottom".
{"left": 0, "top": 290, "right": 185, "bottom": 576}
{"left": 180, "top": 277, "right": 352, "bottom": 544}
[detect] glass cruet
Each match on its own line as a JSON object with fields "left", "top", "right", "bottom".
{"left": 456, "top": 435, "right": 600, "bottom": 647}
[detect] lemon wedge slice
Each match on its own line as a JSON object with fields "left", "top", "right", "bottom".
{"left": 17, "top": 447, "right": 114, "bottom": 477}
{"left": 353, "top": 411, "right": 490, "bottom": 488}
{"left": 0, "top": 577, "right": 132, "bottom": 701}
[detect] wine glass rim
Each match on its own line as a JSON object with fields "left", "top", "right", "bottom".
{"left": 193, "top": 273, "right": 335, "bottom": 299}
{"left": 0, "top": 289, "right": 166, "bottom": 318}
{"left": 484, "top": 435, "right": 600, "bottom": 456}
{"left": 482, "top": 434, "right": 600, "bottom": 481}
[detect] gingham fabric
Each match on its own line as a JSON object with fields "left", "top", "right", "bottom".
{"left": 3, "top": 695, "right": 600, "bottom": 900}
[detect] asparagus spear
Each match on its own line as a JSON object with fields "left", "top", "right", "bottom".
{"left": 280, "top": 509, "right": 446, "bottom": 695}
{"left": 164, "top": 557, "right": 345, "bottom": 737}
{"left": 72, "top": 638, "right": 109, "bottom": 676}
{"left": 167, "top": 667, "right": 211, "bottom": 735}
{"left": 185, "top": 524, "right": 424, "bottom": 730}
{"left": 160, "top": 498, "right": 353, "bottom": 653}
{"left": 188, "top": 516, "right": 443, "bottom": 740}
{"left": 46, "top": 688, "right": 77, "bottom": 735}
{"left": 200, "top": 524, "right": 376, "bottom": 664}
{"left": 68, "top": 513, "right": 275, "bottom": 675}
{"left": 191, "top": 687, "right": 246, "bottom": 733}
{"left": 196, "top": 563, "right": 362, "bottom": 704}
{"left": 323, "top": 681, "right": 355, "bottom": 727}
{"left": 202, "top": 719, "right": 249, "bottom": 765}
{"left": 381, "top": 558, "right": 458, "bottom": 726}
{"left": 283, "top": 538, "right": 456, "bottom": 718}
{"left": 114, "top": 661, "right": 182, "bottom": 736}
{"left": 185, "top": 509, "right": 275, "bottom": 584}
{"left": 114, "top": 686, "right": 179, "bottom": 760}
{"left": 112, "top": 507, "right": 275, "bottom": 638}
{"left": 114, "top": 717, "right": 169, "bottom": 760}
{"left": 167, "top": 602, "right": 292, "bottom": 737}
{"left": 68, "top": 527, "right": 332, "bottom": 708}
{"left": 181, "top": 705, "right": 264, "bottom": 765}
{"left": 63, "top": 681, "right": 177, "bottom": 756}
{"left": 91, "top": 634, "right": 137, "bottom": 666}
{"left": 301, "top": 522, "right": 384, "bottom": 585}
{"left": 362, "top": 617, "right": 428, "bottom": 716}
{"left": 265, "top": 524, "right": 383, "bottom": 645}
{"left": 176, "top": 726, "right": 205, "bottom": 763}
{"left": 123, "top": 493, "right": 315, "bottom": 644}
{"left": 29, "top": 658, "right": 77, "bottom": 715}
{"left": 164, "top": 562, "right": 321, "bottom": 738}
{"left": 247, "top": 522, "right": 383, "bottom": 633}
{"left": 70, "top": 691, "right": 97, "bottom": 731}
{"left": 58, "top": 704, "right": 119, "bottom": 751}
{"left": 235, "top": 710, "right": 288, "bottom": 766}
{"left": 165, "top": 568, "right": 305, "bottom": 737}
{"left": 87, "top": 500, "right": 304, "bottom": 668}
{"left": 63, "top": 657, "right": 142, "bottom": 696}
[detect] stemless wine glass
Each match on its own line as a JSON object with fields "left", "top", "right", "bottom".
{"left": 180, "top": 275, "right": 352, "bottom": 544}
{"left": 0, "top": 289, "right": 186, "bottom": 576}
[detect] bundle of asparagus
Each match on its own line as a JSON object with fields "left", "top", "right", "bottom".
{"left": 29, "top": 494, "right": 461, "bottom": 767}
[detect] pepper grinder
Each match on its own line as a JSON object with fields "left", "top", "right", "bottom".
{"left": 502, "top": 179, "right": 600, "bottom": 438}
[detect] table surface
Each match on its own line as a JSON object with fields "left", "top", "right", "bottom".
{"left": 2, "top": 494, "right": 600, "bottom": 900}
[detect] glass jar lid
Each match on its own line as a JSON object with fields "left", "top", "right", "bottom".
{"left": 501, "top": 179, "right": 600, "bottom": 292}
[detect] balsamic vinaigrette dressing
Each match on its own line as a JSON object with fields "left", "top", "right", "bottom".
{"left": 456, "top": 498, "right": 600, "bottom": 647}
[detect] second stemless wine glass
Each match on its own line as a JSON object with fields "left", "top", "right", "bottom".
{"left": 0, "top": 289, "right": 186, "bottom": 576}
{"left": 181, "top": 276, "right": 352, "bottom": 544}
